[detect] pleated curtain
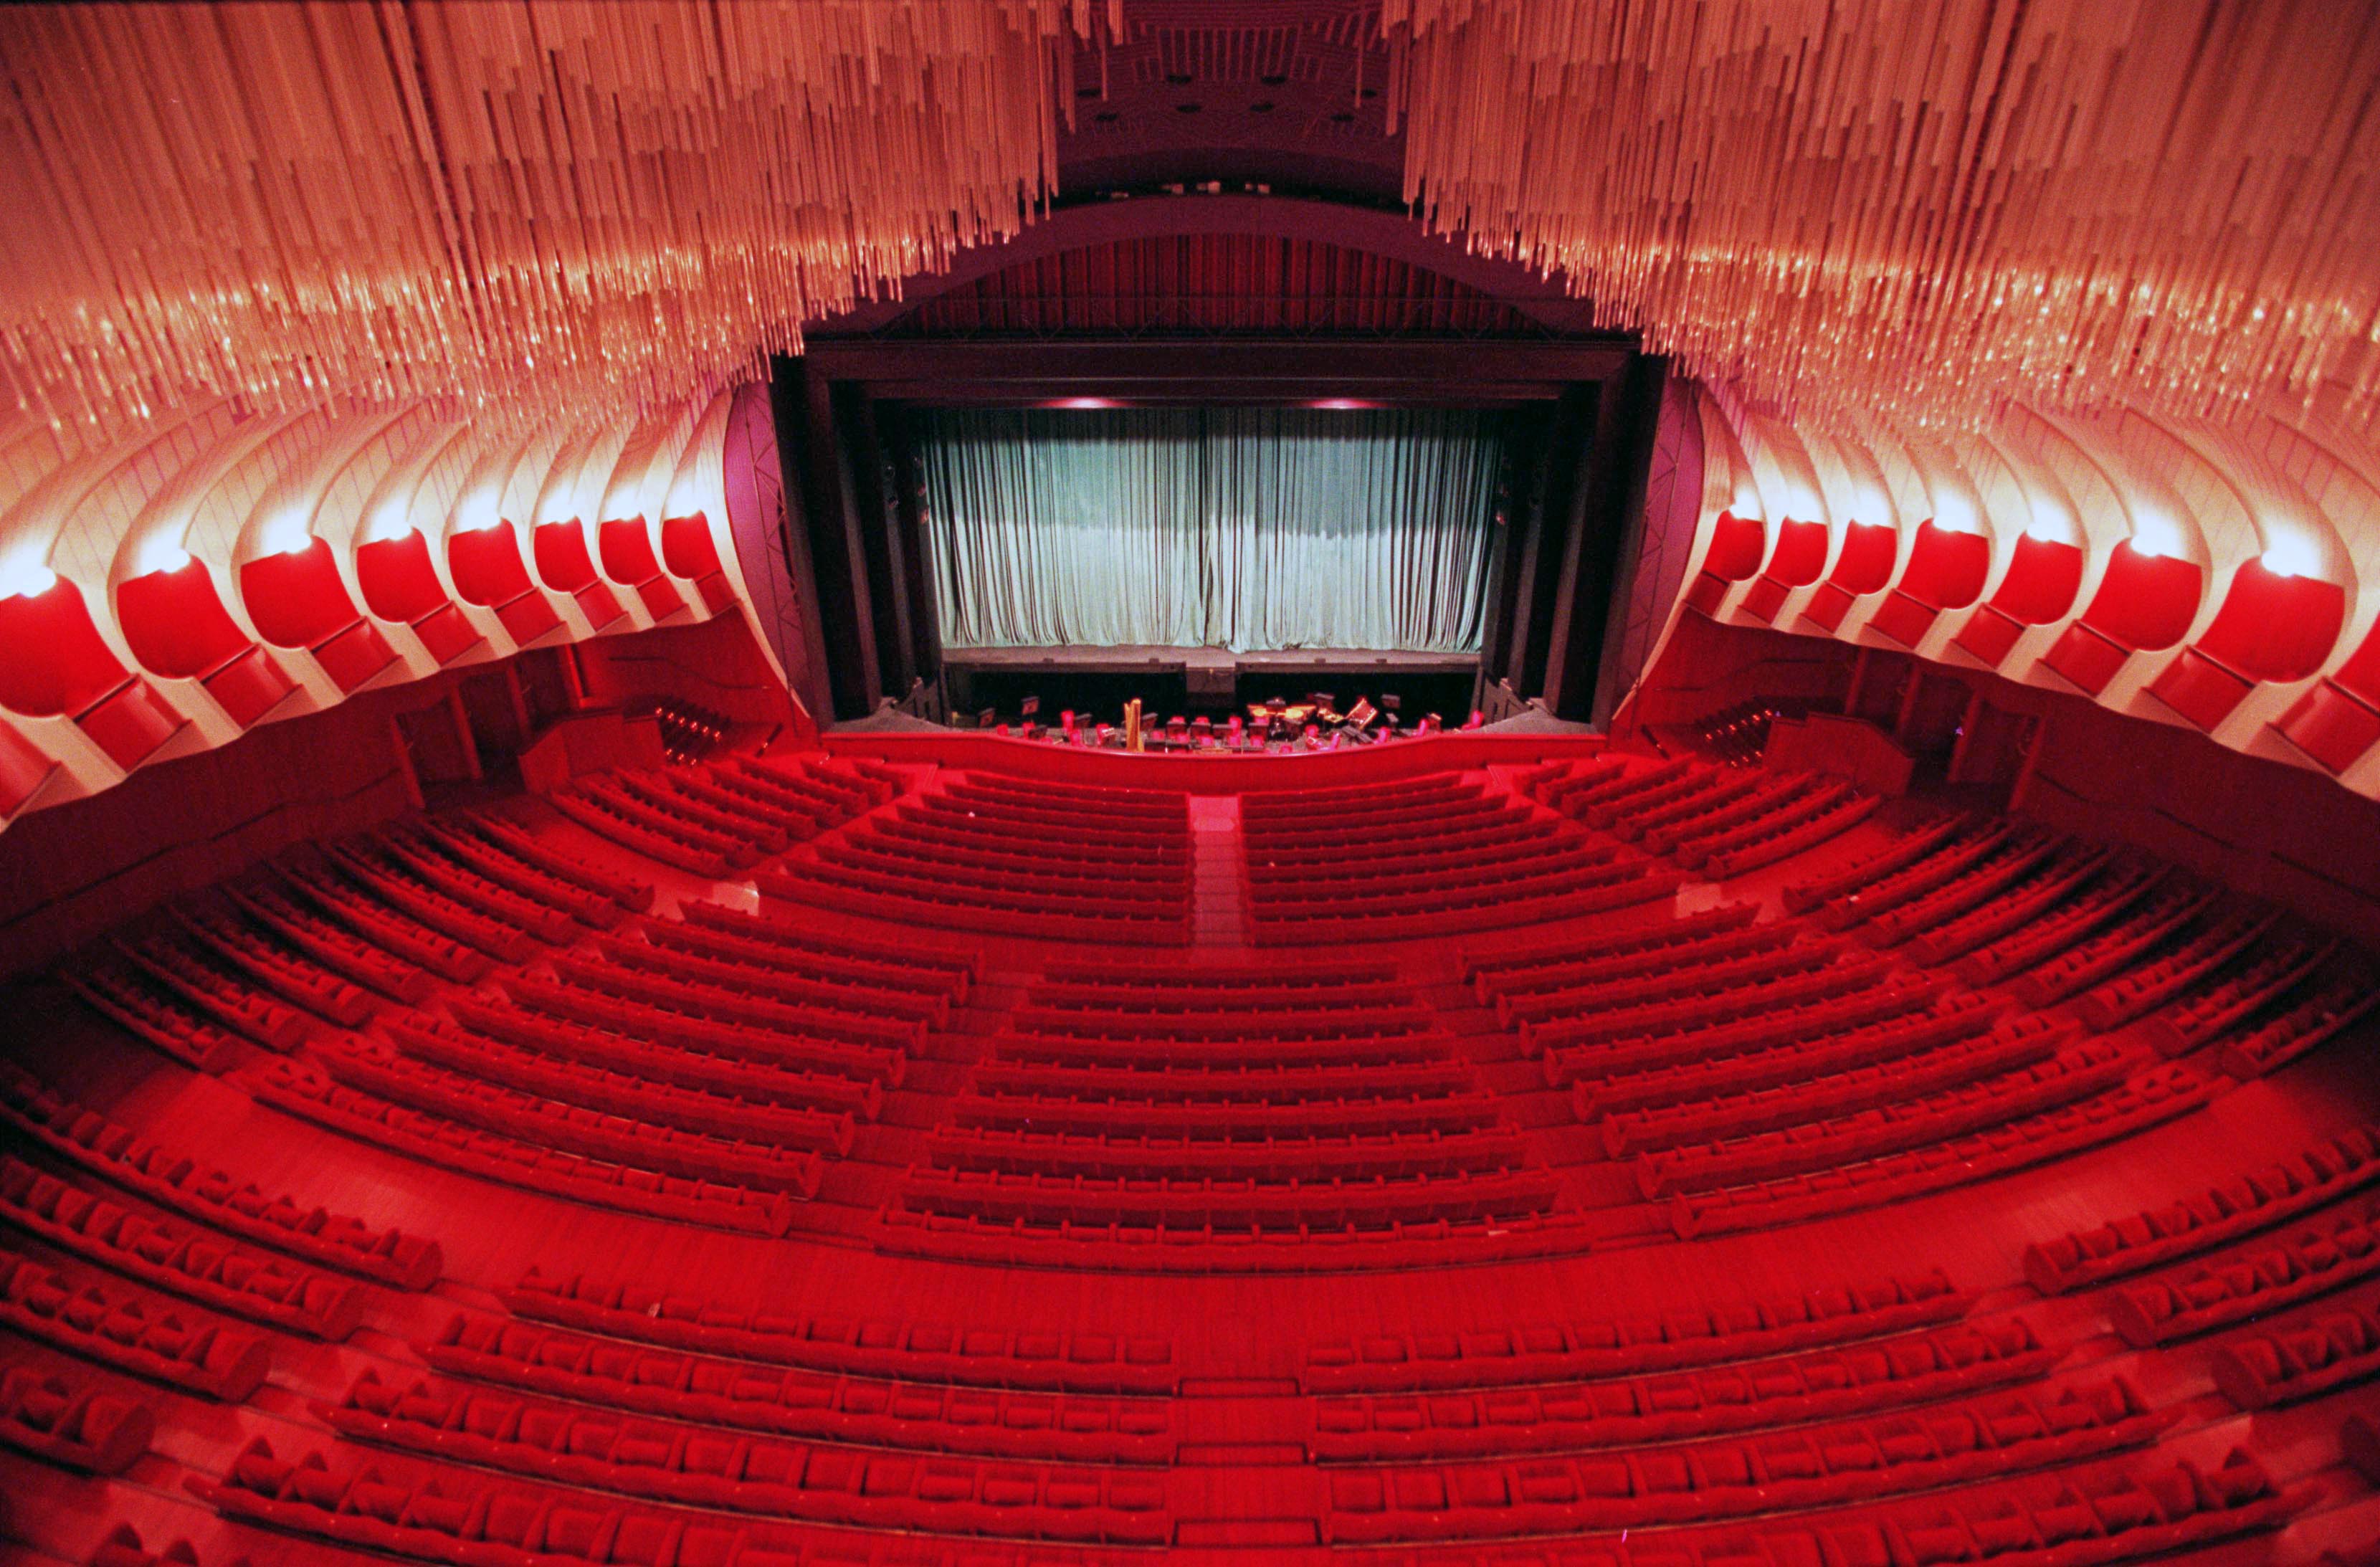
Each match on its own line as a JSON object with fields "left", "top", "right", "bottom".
{"left": 918, "top": 408, "right": 1501, "bottom": 652}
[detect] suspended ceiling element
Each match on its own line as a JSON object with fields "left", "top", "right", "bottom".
{"left": 1384, "top": 0, "right": 2380, "bottom": 439}
{"left": 0, "top": 0, "right": 1111, "bottom": 458}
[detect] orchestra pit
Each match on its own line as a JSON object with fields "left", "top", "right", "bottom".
{"left": 5, "top": 4, "right": 2380, "bottom": 1564}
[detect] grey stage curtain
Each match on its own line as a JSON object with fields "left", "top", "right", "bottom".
{"left": 917, "top": 407, "right": 1503, "bottom": 652}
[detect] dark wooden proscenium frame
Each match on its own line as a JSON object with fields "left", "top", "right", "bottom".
{"left": 766, "top": 338, "right": 1667, "bottom": 729}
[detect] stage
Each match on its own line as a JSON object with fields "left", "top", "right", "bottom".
{"left": 938, "top": 644, "right": 1482, "bottom": 720}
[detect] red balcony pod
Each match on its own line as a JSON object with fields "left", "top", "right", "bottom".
{"left": 2040, "top": 540, "right": 2203, "bottom": 697}
{"left": 239, "top": 536, "right": 399, "bottom": 694}
{"left": 532, "top": 519, "right": 627, "bottom": 629}
{"left": 2148, "top": 559, "right": 2348, "bottom": 732}
{"left": 1803, "top": 521, "right": 1900, "bottom": 632}
{"left": 599, "top": 515, "right": 687, "bottom": 621}
{"left": 116, "top": 557, "right": 296, "bottom": 727}
{"left": 0, "top": 715, "right": 54, "bottom": 818}
{"left": 1952, "top": 533, "right": 2087, "bottom": 668}
{"left": 1685, "top": 509, "right": 1768, "bottom": 616}
{"left": 0, "top": 576, "right": 186, "bottom": 768}
{"left": 661, "top": 512, "right": 737, "bottom": 615}
{"left": 447, "top": 522, "right": 564, "bottom": 647}
{"left": 1740, "top": 517, "right": 1829, "bottom": 622}
{"left": 1869, "top": 521, "right": 1991, "bottom": 649}
{"left": 2276, "top": 621, "right": 2380, "bottom": 773}
{"left": 356, "top": 530, "right": 482, "bottom": 667}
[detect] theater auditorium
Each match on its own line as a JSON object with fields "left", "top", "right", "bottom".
{"left": 3, "top": 2, "right": 2380, "bottom": 1563}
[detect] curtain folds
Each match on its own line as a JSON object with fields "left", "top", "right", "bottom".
{"left": 918, "top": 408, "right": 1503, "bottom": 653}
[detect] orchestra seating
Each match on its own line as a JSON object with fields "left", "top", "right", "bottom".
{"left": 4, "top": 738, "right": 2377, "bottom": 1566}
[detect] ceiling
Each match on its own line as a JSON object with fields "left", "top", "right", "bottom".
{"left": 1052, "top": 1, "right": 1403, "bottom": 202}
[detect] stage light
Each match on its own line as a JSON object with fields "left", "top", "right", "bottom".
{"left": 2128, "top": 510, "right": 2181, "bottom": 560}
{"left": 262, "top": 507, "right": 315, "bottom": 557}
{"left": 2021, "top": 497, "right": 2074, "bottom": 544}
{"left": 2261, "top": 530, "right": 2321, "bottom": 579}
{"left": 1933, "top": 492, "right": 1982, "bottom": 536}
{"left": 0, "top": 556, "right": 57, "bottom": 601}
{"left": 364, "top": 503, "right": 416, "bottom": 545}
{"left": 135, "top": 536, "right": 193, "bottom": 576}
{"left": 455, "top": 490, "right": 504, "bottom": 534}
{"left": 1310, "top": 399, "right": 1377, "bottom": 410}
{"left": 1052, "top": 397, "right": 1121, "bottom": 409}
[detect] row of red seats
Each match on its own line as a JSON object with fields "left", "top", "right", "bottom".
{"left": 1013, "top": 993, "right": 1434, "bottom": 1041}
{"left": 1637, "top": 1039, "right": 2141, "bottom": 1199}
{"left": 733, "top": 753, "right": 894, "bottom": 815}
{"left": 275, "top": 861, "right": 492, "bottom": 981}
{"left": 382, "top": 1014, "right": 859, "bottom": 1154}
{"left": 1540, "top": 977, "right": 1949, "bottom": 1088}
{"left": 419, "top": 1317, "right": 1174, "bottom": 1464}
{"left": 247, "top": 1059, "right": 799, "bottom": 1237}
{"left": 551, "top": 777, "right": 755, "bottom": 877}
{"left": 62, "top": 966, "right": 239, "bottom": 1072}
{"left": 1520, "top": 949, "right": 1906, "bottom": 1056}
{"left": 1247, "top": 769, "right": 1491, "bottom": 817}
{"left": 194, "top": 1435, "right": 1169, "bottom": 1557}
{"left": 169, "top": 906, "right": 374, "bottom": 1027}
{"left": 597, "top": 929, "right": 951, "bottom": 1028}
{"left": 1600, "top": 763, "right": 1775, "bottom": 840}
{"left": 2219, "top": 977, "right": 2380, "bottom": 1078}
{"left": 1577, "top": 993, "right": 2014, "bottom": 1121}
{"left": 876, "top": 1203, "right": 1596, "bottom": 1273}
{"left": 1942, "top": 862, "right": 2167, "bottom": 983}
{"left": 971, "top": 1052, "right": 1473, "bottom": 1111}
{"left": 874, "top": 808, "right": 1189, "bottom": 878}
{"left": 1803, "top": 821, "right": 2032, "bottom": 933}
{"left": 412, "top": 819, "right": 632, "bottom": 929}
{"left": 1551, "top": 757, "right": 1703, "bottom": 829}
{"left": 989, "top": 1024, "right": 1450, "bottom": 1072}
{"left": 954, "top": 1084, "right": 1499, "bottom": 1141}
{"left": 2105, "top": 1194, "right": 2380, "bottom": 1346}
{"left": 315, "top": 1373, "right": 1171, "bottom": 1543}
{"left": 2142, "top": 935, "right": 2343, "bottom": 1054}
{"left": 1308, "top": 1316, "right": 2052, "bottom": 1460}
{"left": 1494, "top": 929, "right": 1839, "bottom": 1027}
{"left": 2214, "top": 1284, "right": 2380, "bottom": 1409}
{"left": 1671, "top": 1063, "right": 2213, "bottom": 1237}
{"left": 1849, "top": 834, "right": 2075, "bottom": 948}
{"left": 0, "top": 1245, "right": 270, "bottom": 1400}
{"left": 1326, "top": 1378, "right": 2171, "bottom": 1541}
{"left": 1254, "top": 838, "right": 1622, "bottom": 902}
{"left": 1780, "top": 811, "right": 1973, "bottom": 913}
{"left": 89, "top": 1525, "right": 235, "bottom": 1567}
{"left": 506, "top": 1268, "right": 1176, "bottom": 1394}
{"left": 1303, "top": 1269, "right": 1967, "bottom": 1392}
{"left": 865, "top": 809, "right": 1191, "bottom": 883}
{"left": 0, "top": 1066, "right": 439, "bottom": 1287}
{"left": 1032, "top": 955, "right": 1401, "bottom": 1006}
{"left": 0, "top": 1156, "right": 363, "bottom": 1338}
{"left": 320, "top": 842, "right": 543, "bottom": 961}
{"left": 447, "top": 994, "right": 883, "bottom": 1120}
{"left": 458, "top": 812, "right": 655, "bottom": 913}
{"left": 2003, "top": 886, "right": 2222, "bottom": 1008}
{"left": 923, "top": 1123, "right": 1531, "bottom": 1185}
{"left": 2070, "top": 909, "right": 2280, "bottom": 1030}
{"left": 1511, "top": 753, "right": 1632, "bottom": 813}
{"left": 941, "top": 773, "right": 1186, "bottom": 824}
{"left": 1695, "top": 784, "right": 1880, "bottom": 879}
{"left": 363, "top": 830, "right": 582, "bottom": 943}
{"left": 2023, "top": 1124, "right": 2380, "bottom": 1294}
{"left": 898, "top": 1162, "right": 1561, "bottom": 1231}
{"left": 227, "top": 881, "right": 437, "bottom": 1002}
{"left": 0, "top": 1363, "right": 151, "bottom": 1475}
{"left": 1245, "top": 812, "right": 1569, "bottom": 877}
{"left": 672, "top": 899, "right": 976, "bottom": 1002}
{"left": 1250, "top": 859, "right": 1681, "bottom": 946}
{"left": 546, "top": 952, "right": 923, "bottom": 1055}
{"left": 1599, "top": 1014, "right": 2076, "bottom": 1156}
{"left": 1898, "top": 847, "right": 2125, "bottom": 968}
{"left": 312, "top": 1036, "right": 826, "bottom": 1198}
{"left": 1242, "top": 774, "right": 1502, "bottom": 836}
{"left": 505, "top": 971, "right": 907, "bottom": 1086}
{"left": 109, "top": 936, "right": 311, "bottom": 1052}
{"left": 1462, "top": 900, "right": 1765, "bottom": 997}
{"left": 768, "top": 857, "right": 1190, "bottom": 946}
